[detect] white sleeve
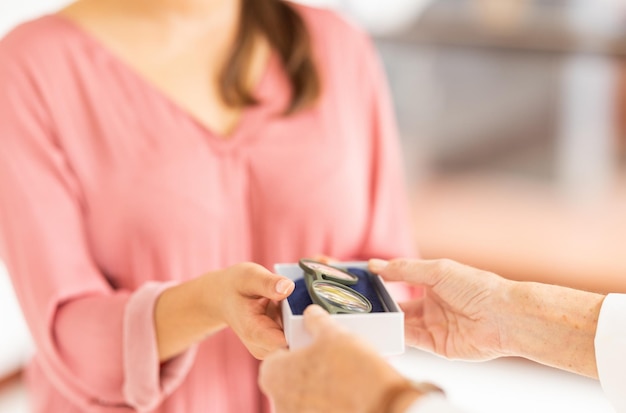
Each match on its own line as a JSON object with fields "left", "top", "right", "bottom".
{"left": 405, "top": 394, "right": 469, "bottom": 413}
{"left": 595, "top": 293, "right": 626, "bottom": 413}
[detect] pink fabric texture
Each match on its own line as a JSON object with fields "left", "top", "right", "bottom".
{"left": 0, "top": 4, "right": 416, "bottom": 413}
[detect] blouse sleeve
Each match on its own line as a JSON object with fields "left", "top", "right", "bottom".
{"left": 0, "top": 44, "right": 195, "bottom": 412}
{"left": 595, "top": 293, "right": 626, "bottom": 412}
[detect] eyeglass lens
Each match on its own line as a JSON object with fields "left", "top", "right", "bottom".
{"left": 313, "top": 281, "right": 371, "bottom": 313}
{"left": 300, "top": 260, "right": 372, "bottom": 313}
{"left": 304, "top": 261, "right": 356, "bottom": 283}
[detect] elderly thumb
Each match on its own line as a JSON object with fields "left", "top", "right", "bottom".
{"left": 303, "top": 305, "right": 336, "bottom": 339}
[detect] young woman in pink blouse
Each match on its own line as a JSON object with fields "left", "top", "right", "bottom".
{"left": 0, "top": 0, "right": 415, "bottom": 411}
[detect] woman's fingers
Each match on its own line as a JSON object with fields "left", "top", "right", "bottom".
{"left": 232, "top": 263, "right": 295, "bottom": 300}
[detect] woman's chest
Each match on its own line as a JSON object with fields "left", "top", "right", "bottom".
{"left": 63, "top": 99, "right": 374, "bottom": 275}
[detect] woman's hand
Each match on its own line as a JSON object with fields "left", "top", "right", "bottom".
{"left": 369, "top": 258, "right": 510, "bottom": 361}
{"left": 155, "top": 262, "right": 294, "bottom": 361}
{"left": 209, "top": 262, "right": 295, "bottom": 360}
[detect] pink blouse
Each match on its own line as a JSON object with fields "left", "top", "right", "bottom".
{"left": 0, "top": 4, "right": 415, "bottom": 413}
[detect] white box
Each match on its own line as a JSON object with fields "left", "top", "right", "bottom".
{"left": 275, "top": 261, "right": 405, "bottom": 356}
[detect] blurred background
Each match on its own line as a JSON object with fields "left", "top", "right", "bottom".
{"left": 313, "top": 0, "right": 626, "bottom": 296}
{"left": 369, "top": 0, "right": 626, "bottom": 296}
{"left": 1, "top": 0, "right": 625, "bottom": 411}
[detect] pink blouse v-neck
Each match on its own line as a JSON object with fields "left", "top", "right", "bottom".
{"left": 0, "top": 4, "right": 416, "bottom": 413}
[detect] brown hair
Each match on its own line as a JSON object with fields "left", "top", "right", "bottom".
{"left": 220, "top": 0, "right": 321, "bottom": 115}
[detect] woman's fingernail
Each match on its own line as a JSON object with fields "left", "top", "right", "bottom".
{"left": 369, "top": 258, "right": 389, "bottom": 272}
{"left": 276, "top": 279, "right": 294, "bottom": 295}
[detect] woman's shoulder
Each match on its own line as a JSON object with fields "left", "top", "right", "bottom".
{"left": 2, "top": 16, "right": 51, "bottom": 52}
{"left": 0, "top": 15, "right": 76, "bottom": 73}
{"left": 290, "top": 2, "right": 382, "bottom": 83}
{"left": 290, "top": 2, "right": 372, "bottom": 50}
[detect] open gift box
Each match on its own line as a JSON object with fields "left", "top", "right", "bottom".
{"left": 274, "top": 261, "right": 405, "bottom": 356}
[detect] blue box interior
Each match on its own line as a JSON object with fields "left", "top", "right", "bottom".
{"left": 288, "top": 267, "right": 387, "bottom": 315}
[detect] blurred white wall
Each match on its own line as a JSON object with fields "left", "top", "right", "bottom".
{"left": 0, "top": 263, "right": 33, "bottom": 378}
{"left": 0, "top": 0, "right": 71, "bottom": 37}
{"left": 296, "top": 0, "right": 434, "bottom": 34}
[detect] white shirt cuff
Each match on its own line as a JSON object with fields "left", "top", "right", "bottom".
{"left": 595, "top": 293, "right": 626, "bottom": 413}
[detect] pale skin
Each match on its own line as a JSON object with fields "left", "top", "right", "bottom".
{"left": 259, "top": 305, "right": 423, "bottom": 413}
{"left": 55, "top": 0, "right": 288, "bottom": 362}
{"left": 58, "top": 0, "right": 270, "bottom": 138}
{"left": 260, "top": 257, "right": 606, "bottom": 412}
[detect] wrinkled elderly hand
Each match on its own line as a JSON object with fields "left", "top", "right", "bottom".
{"left": 259, "top": 305, "right": 414, "bottom": 413}
{"left": 369, "top": 258, "right": 510, "bottom": 361}
{"left": 369, "top": 258, "right": 604, "bottom": 378}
